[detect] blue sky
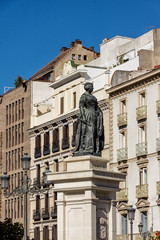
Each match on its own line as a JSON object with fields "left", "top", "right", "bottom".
{"left": 0, "top": 0, "right": 160, "bottom": 94}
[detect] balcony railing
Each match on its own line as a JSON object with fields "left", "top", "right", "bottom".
{"left": 157, "top": 181, "right": 160, "bottom": 195}
{"left": 156, "top": 100, "right": 160, "bottom": 115}
{"left": 116, "top": 188, "right": 128, "bottom": 202}
{"left": 136, "top": 184, "right": 148, "bottom": 199}
{"left": 33, "top": 209, "right": 41, "bottom": 221}
{"left": 33, "top": 178, "right": 41, "bottom": 188}
{"left": 62, "top": 137, "right": 70, "bottom": 150}
{"left": 72, "top": 135, "right": 76, "bottom": 147}
{"left": 51, "top": 207, "right": 57, "bottom": 219}
{"left": 43, "top": 144, "right": 50, "bottom": 156}
{"left": 117, "top": 148, "right": 128, "bottom": 162}
{"left": 52, "top": 141, "right": 59, "bottom": 153}
{"left": 136, "top": 105, "right": 147, "bottom": 121}
{"left": 136, "top": 142, "right": 147, "bottom": 157}
{"left": 35, "top": 147, "right": 41, "bottom": 158}
{"left": 42, "top": 208, "right": 50, "bottom": 220}
{"left": 156, "top": 138, "right": 160, "bottom": 152}
{"left": 117, "top": 235, "right": 128, "bottom": 240}
{"left": 117, "top": 113, "right": 127, "bottom": 127}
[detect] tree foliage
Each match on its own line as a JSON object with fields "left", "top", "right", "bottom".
{"left": 0, "top": 218, "right": 24, "bottom": 240}
{"left": 14, "top": 76, "right": 24, "bottom": 88}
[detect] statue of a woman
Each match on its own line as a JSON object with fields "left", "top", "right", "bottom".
{"left": 73, "top": 82, "right": 104, "bottom": 156}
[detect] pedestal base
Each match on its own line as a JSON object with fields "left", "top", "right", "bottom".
{"left": 47, "top": 155, "right": 125, "bottom": 240}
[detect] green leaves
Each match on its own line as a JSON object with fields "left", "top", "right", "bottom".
{"left": 0, "top": 218, "right": 24, "bottom": 240}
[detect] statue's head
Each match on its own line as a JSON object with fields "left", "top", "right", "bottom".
{"left": 84, "top": 82, "right": 93, "bottom": 93}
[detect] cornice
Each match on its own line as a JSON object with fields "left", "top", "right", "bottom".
{"left": 106, "top": 68, "right": 160, "bottom": 98}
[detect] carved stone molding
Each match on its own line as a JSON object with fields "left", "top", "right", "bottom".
{"left": 117, "top": 202, "right": 129, "bottom": 214}
{"left": 136, "top": 158, "right": 149, "bottom": 168}
{"left": 136, "top": 198, "right": 150, "bottom": 210}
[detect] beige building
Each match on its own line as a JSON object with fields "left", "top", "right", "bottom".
{"left": 28, "top": 62, "right": 109, "bottom": 239}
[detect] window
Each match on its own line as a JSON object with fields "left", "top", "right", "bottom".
{"left": 43, "top": 226, "right": 49, "bottom": 240}
{"left": 6, "top": 129, "right": 8, "bottom": 148}
{"left": 18, "top": 148, "right": 20, "bottom": 168}
{"left": 14, "top": 198, "right": 16, "bottom": 219}
{"left": 34, "top": 227, "right": 40, "bottom": 240}
{"left": 15, "top": 174, "right": 17, "bottom": 188}
{"left": 12, "top": 126, "right": 14, "bottom": 146}
{"left": 21, "top": 122, "right": 24, "bottom": 142}
{"left": 120, "top": 99, "right": 126, "bottom": 113}
{"left": 78, "top": 55, "right": 81, "bottom": 60}
{"left": 6, "top": 153, "right": 8, "bottom": 172}
{"left": 138, "top": 125, "right": 146, "bottom": 143}
{"left": 15, "top": 125, "right": 17, "bottom": 145}
{"left": 84, "top": 55, "right": 87, "bottom": 61}
{"left": 22, "top": 98, "right": 24, "bottom": 119}
{"left": 52, "top": 225, "right": 57, "bottom": 240}
{"left": 73, "top": 92, "right": 76, "bottom": 109}
{"left": 141, "top": 212, "right": 148, "bottom": 232}
{"left": 121, "top": 214, "right": 128, "bottom": 235}
{"left": 8, "top": 200, "right": 10, "bottom": 218}
{"left": 35, "top": 135, "right": 41, "bottom": 158}
{"left": 6, "top": 106, "right": 8, "bottom": 125}
{"left": 9, "top": 128, "right": 11, "bottom": 147}
{"left": 18, "top": 124, "right": 21, "bottom": 144}
{"left": 60, "top": 97, "right": 64, "bottom": 114}
{"left": 21, "top": 147, "right": 24, "bottom": 159}
{"left": 9, "top": 152, "right": 11, "bottom": 172}
{"left": 18, "top": 173, "right": 20, "bottom": 187}
{"left": 139, "top": 168, "right": 147, "bottom": 185}
{"left": 18, "top": 197, "right": 20, "bottom": 218}
{"left": 11, "top": 199, "right": 13, "bottom": 218}
{"left": 12, "top": 150, "right": 14, "bottom": 170}
{"left": 21, "top": 197, "right": 23, "bottom": 218}
{"left": 12, "top": 103, "right": 14, "bottom": 123}
{"left": 45, "top": 193, "right": 49, "bottom": 210}
{"left": 119, "top": 131, "right": 127, "bottom": 149}
{"left": 15, "top": 149, "right": 17, "bottom": 169}
{"left": 15, "top": 101, "right": 17, "bottom": 121}
{"left": 55, "top": 160, "right": 59, "bottom": 172}
{"left": 9, "top": 104, "right": 11, "bottom": 124}
{"left": 36, "top": 195, "right": 40, "bottom": 212}
{"left": 139, "top": 92, "right": 146, "bottom": 107}
{"left": 52, "top": 128, "right": 59, "bottom": 153}
{"left": 5, "top": 200, "right": 7, "bottom": 219}
{"left": 72, "top": 54, "right": 75, "bottom": 60}
{"left": 18, "top": 100, "right": 21, "bottom": 120}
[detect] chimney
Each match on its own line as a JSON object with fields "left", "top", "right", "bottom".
{"left": 60, "top": 47, "right": 68, "bottom": 54}
{"left": 90, "top": 46, "right": 94, "bottom": 51}
{"left": 70, "top": 41, "right": 75, "bottom": 48}
{"left": 75, "top": 39, "right": 82, "bottom": 45}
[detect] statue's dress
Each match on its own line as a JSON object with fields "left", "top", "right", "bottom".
{"left": 74, "top": 91, "right": 101, "bottom": 155}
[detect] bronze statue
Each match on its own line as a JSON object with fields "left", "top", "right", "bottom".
{"left": 73, "top": 82, "right": 104, "bottom": 156}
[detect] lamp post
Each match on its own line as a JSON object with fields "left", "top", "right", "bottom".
{"left": 1, "top": 153, "right": 50, "bottom": 240}
{"left": 138, "top": 222, "right": 151, "bottom": 240}
{"left": 127, "top": 205, "right": 135, "bottom": 240}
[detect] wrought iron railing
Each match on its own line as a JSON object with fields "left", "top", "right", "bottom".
{"left": 116, "top": 188, "right": 128, "bottom": 202}
{"left": 33, "top": 209, "right": 41, "bottom": 221}
{"left": 42, "top": 208, "right": 50, "bottom": 220}
{"left": 43, "top": 144, "right": 50, "bottom": 156}
{"left": 62, "top": 137, "right": 70, "bottom": 150}
{"left": 136, "top": 105, "right": 147, "bottom": 121}
{"left": 117, "top": 113, "right": 127, "bottom": 127}
{"left": 52, "top": 141, "right": 59, "bottom": 153}
{"left": 136, "top": 184, "right": 148, "bottom": 199}
{"left": 51, "top": 207, "right": 57, "bottom": 219}
{"left": 136, "top": 142, "right": 147, "bottom": 157}
{"left": 117, "top": 148, "right": 128, "bottom": 161}
{"left": 34, "top": 147, "right": 41, "bottom": 158}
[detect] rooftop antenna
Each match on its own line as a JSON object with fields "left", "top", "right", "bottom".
{"left": 4, "top": 87, "right": 14, "bottom": 93}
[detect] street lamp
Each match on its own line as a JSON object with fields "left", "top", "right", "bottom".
{"left": 127, "top": 205, "right": 135, "bottom": 240}
{"left": 0, "top": 153, "right": 51, "bottom": 240}
{"left": 138, "top": 222, "right": 151, "bottom": 240}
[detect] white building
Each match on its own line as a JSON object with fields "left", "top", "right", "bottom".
{"left": 107, "top": 67, "right": 160, "bottom": 240}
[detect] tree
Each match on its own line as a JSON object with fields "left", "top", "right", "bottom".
{"left": 14, "top": 76, "right": 24, "bottom": 88}
{"left": 0, "top": 218, "right": 24, "bottom": 240}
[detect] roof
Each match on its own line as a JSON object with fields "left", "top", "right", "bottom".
{"left": 30, "top": 43, "right": 99, "bottom": 80}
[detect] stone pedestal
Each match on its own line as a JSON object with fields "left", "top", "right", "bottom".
{"left": 47, "top": 155, "right": 125, "bottom": 240}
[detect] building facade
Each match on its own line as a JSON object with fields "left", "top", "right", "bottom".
{"left": 107, "top": 68, "right": 160, "bottom": 239}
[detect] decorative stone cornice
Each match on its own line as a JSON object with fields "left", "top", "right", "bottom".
{"left": 136, "top": 199, "right": 150, "bottom": 209}
{"left": 117, "top": 202, "right": 129, "bottom": 213}
{"left": 136, "top": 158, "right": 149, "bottom": 168}
{"left": 107, "top": 69, "right": 160, "bottom": 99}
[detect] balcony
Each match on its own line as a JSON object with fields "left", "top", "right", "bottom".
{"left": 136, "top": 142, "right": 147, "bottom": 157}
{"left": 35, "top": 147, "right": 41, "bottom": 158}
{"left": 33, "top": 210, "right": 41, "bottom": 221}
{"left": 51, "top": 207, "right": 57, "bottom": 219}
{"left": 62, "top": 137, "right": 70, "bottom": 150}
{"left": 156, "top": 138, "right": 160, "bottom": 152}
{"left": 52, "top": 141, "right": 59, "bottom": 153}
{"left": 116, "top": 188, "right": 128, "bottom": 202}
{"left": 156, "top": 100, "right": 160, "bottom": 114}
{"left": 72, "top": 135, "right": 76, "bottom": 147}
{"left": 157, "top": 181, "right": 160, "bottom": 195}
{"left": 42, "top": 208, "right": 50, "bottom": 220}
{"left": 33, "top": 178, "right": 41, "bottom": 188}
{"left": 136, "top": 105, "right": 147, "bottom": 121}
{"left": 117, "top": 148, "right": 128, "bottom": 162}
{"left": 136, "top": 184, "right": 148, "bottom": 199}
{"left": 43, "top": 144, "right": 50, "bottom": 156}
{"left": 117, "top": 235, "right": 128, "bottom": 240}
{"left": 117, "top": 113, "right": 127, "bottom": 127}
